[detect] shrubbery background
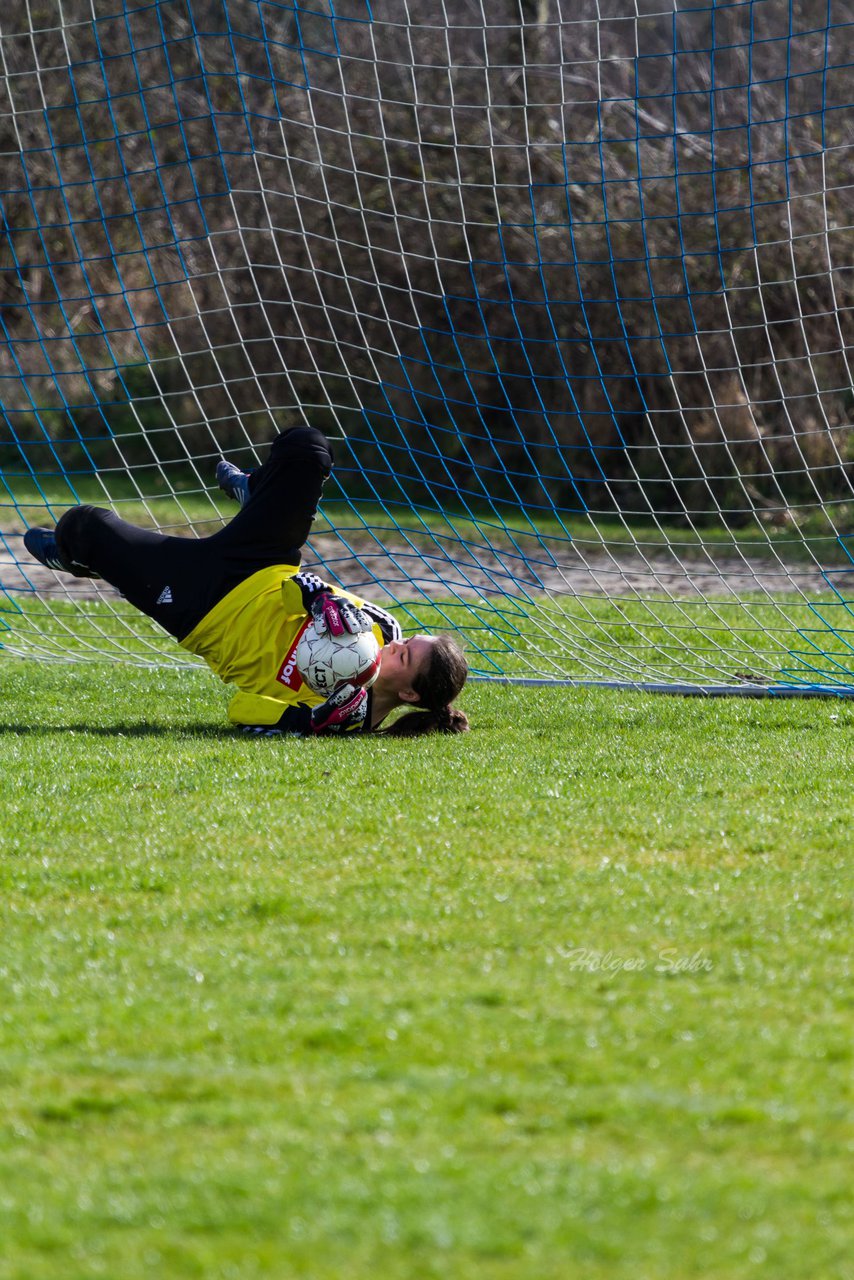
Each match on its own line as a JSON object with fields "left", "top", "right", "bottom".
{"left": 1, "top": 0, "right": 851, "bottom": 526}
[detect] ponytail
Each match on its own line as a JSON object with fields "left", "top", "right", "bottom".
{"left": 382, "top": 634, "right": 469, "bottom": 737}
{"left": 384, "top": 704, "right": 470, "bottom": 737}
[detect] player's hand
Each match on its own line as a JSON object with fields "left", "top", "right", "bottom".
{"left": 309, "top": 683, "right": 369, "bottom": 734}
{"left": 310, "top": 591, "right": 373, "bottom": 637}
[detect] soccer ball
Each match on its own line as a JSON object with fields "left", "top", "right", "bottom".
{"left": 295, "top": 622, "right": 382, "bottom": 697}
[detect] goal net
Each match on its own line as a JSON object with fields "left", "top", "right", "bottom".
{"left": 1, "top": 0, "right": 852, "bottom": 693}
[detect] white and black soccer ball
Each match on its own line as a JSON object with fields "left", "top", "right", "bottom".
{"left": 295, "top": 622, "right": 382, "bottom": 697}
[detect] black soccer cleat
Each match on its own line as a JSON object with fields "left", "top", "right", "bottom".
{"left": 24, "top": 526, "right": 68, "bottom": 572}
{"left": 23, "top": 526, "right": 101, "bottom": 579}
{"left": 216, "top": 459, "right": 250, "bottom": 507}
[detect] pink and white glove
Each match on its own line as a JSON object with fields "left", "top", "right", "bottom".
{"left": 309, "top": 683, "right": 369, "bottom": 735}
{"left": 310, "top": 590, "right": 373, "bottom": 637}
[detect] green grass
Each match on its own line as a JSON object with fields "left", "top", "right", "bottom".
{"left": 0, "top": 659, "right": 851, "bottom": 1279}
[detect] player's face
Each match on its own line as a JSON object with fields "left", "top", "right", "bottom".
{"left": 380, "top": 634, "right": 434, "bottom": 697}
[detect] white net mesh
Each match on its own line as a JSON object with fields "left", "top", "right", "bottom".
{"left": 1, "top": 0, "right": 852, "bottom": 691}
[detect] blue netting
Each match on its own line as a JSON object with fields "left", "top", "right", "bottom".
{"left": 1, "top": 0, "right": 852, "bottom": 691}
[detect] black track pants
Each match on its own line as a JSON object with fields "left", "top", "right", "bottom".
{"left": 54, "top": 427, "right": 333, "bottom": 641}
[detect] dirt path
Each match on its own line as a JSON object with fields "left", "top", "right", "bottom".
{"left": 2, "top": 532, "right": 834, "bottom": 604}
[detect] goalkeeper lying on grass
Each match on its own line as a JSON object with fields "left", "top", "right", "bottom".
{"left": 23, "top": 427, "right": 469, "bottom": 737}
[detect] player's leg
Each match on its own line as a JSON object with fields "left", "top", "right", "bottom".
{"left": 26, "top": 426, "right": 334, "bottom": 641}
{"left": 209, "top": 425, "right": 333, "bottom": 572}
{"left": 50, "top": 505, "right": 221, "bottom": 638}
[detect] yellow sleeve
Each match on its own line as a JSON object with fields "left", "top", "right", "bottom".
{"left": 228, "top": 690, "right": 310, "bottom": 726}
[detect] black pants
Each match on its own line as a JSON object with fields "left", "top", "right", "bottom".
{"left": 55, "top": 427, "right": 333, "bottom": 641}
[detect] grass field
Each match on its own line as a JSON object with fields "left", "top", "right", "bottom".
{"left": 0, "top": 658, "right": 851, "bottom": 1280}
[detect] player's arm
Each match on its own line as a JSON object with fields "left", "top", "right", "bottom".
{"left": 293, "top": 571, "right": 401, "bottom": 642}
{"left": 293, "top": 571, "right": 372, "bottom": 636}
{"left": 308, "top": 684, "right": 369, "bottom": 735}
{"left": 229, "top": 687, "right": 370, "bottom": 737}
{"left": 228, "top": 691, "right": 303, "bottom": 727}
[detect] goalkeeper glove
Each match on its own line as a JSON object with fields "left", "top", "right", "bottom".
{"left": 309, "top": 683, "right": 369, "bottom": 735}
{"left": 310, "top": 590, "right": 373, "bottom": 637}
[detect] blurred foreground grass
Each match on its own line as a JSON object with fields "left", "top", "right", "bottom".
{"left": 0, "top": 661, "right": 851, "bottom": 1279}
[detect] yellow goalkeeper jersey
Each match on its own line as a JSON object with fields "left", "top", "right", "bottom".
{"left": 178, "top": 565, "right": 401, "bottom": 729}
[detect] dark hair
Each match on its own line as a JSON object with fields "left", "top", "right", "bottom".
{"left": 383, "top": 634, "right": 469, "bottom": 737}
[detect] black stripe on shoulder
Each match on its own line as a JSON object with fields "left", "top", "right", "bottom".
{"left": 363, "top": 602, "right": 402, "bottom": 644}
